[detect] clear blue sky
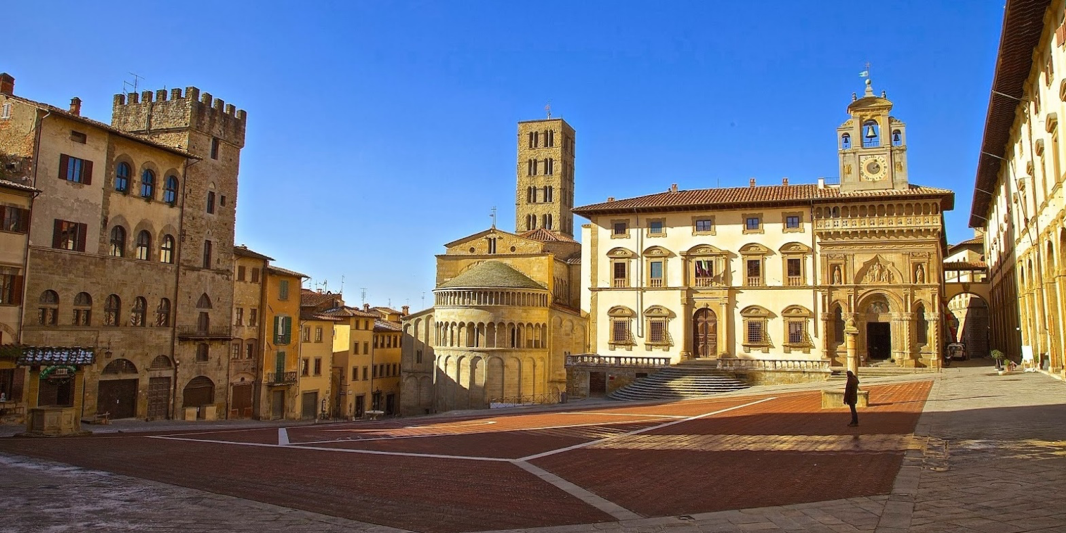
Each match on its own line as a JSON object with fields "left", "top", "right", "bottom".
{"left": 7, "top": 1, "right": 1005, "bottom": 310}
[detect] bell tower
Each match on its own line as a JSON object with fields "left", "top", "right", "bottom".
{"left": 515, "top": 118, "right": 576, "bottom": 237}
{"left": 837, "top": 79, "right": 908, "bottom": 193}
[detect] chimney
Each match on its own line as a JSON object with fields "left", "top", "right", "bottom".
{"left": 670, "top": 183, "right": 678, "bottom": 193}
{"left": 363, "top": 303, "right": 370, "bottom": 312}
{"left": 0, "top": 73, "right": 13, "bottom": 96}
{"left": 69, "top": 97, "right": 82, "bottom": 116}
{"left": 817, "top": 177, "right": 826, "bottom": 189}
{"left": 749, "top": 178, "right": 756, "bottom": 188}
{"left": 607, "top": 196, "right": 615, "bottom": 202}
{"left": 402, "top": 305, "right": 409, "bottom": 316}
{"left": 782, "top": 177, "right": 789, "bottom": 186}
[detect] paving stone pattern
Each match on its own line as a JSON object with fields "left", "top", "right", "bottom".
{"left": 1, "top": 363, "right": 1063, "bottom": 532}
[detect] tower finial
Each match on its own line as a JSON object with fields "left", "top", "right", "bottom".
{"left": 860, "top": 62, "right": 875, "bottom": 96}
{"left": 545, "top": 103, "right": 551, "bottom": 119}
{"left": 490, "top": 206, "right": 497, "bottom": 228}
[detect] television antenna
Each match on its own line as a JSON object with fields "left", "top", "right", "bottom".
{"left": 123, "top": 72, "right": 144, "bottom": 95}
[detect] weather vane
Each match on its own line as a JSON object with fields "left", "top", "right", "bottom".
{"left": 545, "top": 103, "right": 551, "bottom": 119}
{"left": 490, "top": 206, "right": 497, "bottom": 228}
{"left": 860, "top": 62, "right": 871, "bottom": 79}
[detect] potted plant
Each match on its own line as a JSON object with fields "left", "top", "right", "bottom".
{"left": 991, "top": 349, "right": 1007, "bottom": 372}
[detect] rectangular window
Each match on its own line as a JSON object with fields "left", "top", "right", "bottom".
{"left": 70, "top": 131, "right": 87, "bottom": 144}
{"left": 611, "top": 319, "right": 631, "bottom": 344}
{"left": 279, "top": 279, "right": 289, "bottom": 300}
{"left": 649, "top": 260, "right": 663, "bottom": 288}
{"left": 745, "top": 217, "right": 760, "bottom": 231}
{"left": 302, "top": 327, "right": 311, "bottom": 342}
{"left": 211, "top": 137, "right": 220, "bottom": 159}
{"left": 694, "top": 259, "right": 715, "bottom": 287}
{"left": 788, "top": 321, "right": 805, "bottom": 344}
{"left": 787, "top": 258, "right": 803, "bottom": 286}
{"left": 352, "top": 367, "right": 359, "bottom": 381}
{"left": 694, "top": 218, "right": 713, "bottom": 233}
{"left": 612, "top": 221, "right": 627, "bottom": 236}
{"left": 315, "top": 327, "right": 323, "bottom": 342}
{"left": 245, "top": 342, "right": 256, "bottom": 360}
{"left": 746, "top": 259, "right": 762, "bottom": 286}
{"left": 363, "top": 341, "right": 369, "bottom": 354}
{"left": 51, "top": 220, "right": 87, "bottom": 251}
{"left": 231, "top": 342, "right": 241, "bottom": 359}
{"left": 235, "top": 307, "right": 244, "bottom": 326}
{"left": 249, "top": 308, "right": 258, "bottom": 327}
{"left": 0, "top": 206, "right": 30, "bottom": 233}
{"left": 251, "top": 268, "right": 260, "bottom": 283}
{"left": 648, "top": 219, "right": 664, "bottom": 236}
{"left": 353, "top": 342, "right": 359, "bottom": 355}
{"left": 373, "top": 365, "right": 378, "bottom": 378}
{"left": 202, "top": 240, "right": 212, "bottom": 269}
{"left": 237, "top": 266, "right": 246, "bottom": 281}
{"left": 58, "top": 154, "right": 92, "bottom": 184}
{"left": 301, "top": 358, "right": 310, "bottom": 376}
{"left": 0, "top": 273, "right": 23, "bottom": 305}
{"left": 362, "top": 366, "right": 368, "bottom": 381}
{"left": 274, "top": 315, "right": 292, "bottom": 345}
{"left": 314, "top": 358, "right": 322, "bottom": 376}
{"left": 1, "top": 103, "right": 10, "bottom": 119}
{"left": 747, "top": 321, "right": 764, "bottom": 344}
{"left": 649, "top": 319, "right": 666, "bottom": 344}
{"left": 786, "top": 215, "right": 801, "bottom": 229}
{"left": 613, "top": 261, "right": 628, "bottom": 288}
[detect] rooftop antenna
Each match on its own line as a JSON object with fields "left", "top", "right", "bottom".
{"left": 322, "top": 279, "right": 328, "bottom": 292}
{"left": 490, "top": 206, "right": 497, "bottom": 228}
{"left": 545, "top": 103, "right": 551, "bottom": 119}
{"left": 360, "top": 288, "right": 367, "bottom": 306}
{"left": 340, "top": 275, "right": 345, "bottom": 295}
{"left": 122, "top": 72, "right": 144, "bottom": 95}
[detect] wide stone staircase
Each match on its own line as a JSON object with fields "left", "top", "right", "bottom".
{"left": 608, "top": 361, "right": 750, "bottom": 401}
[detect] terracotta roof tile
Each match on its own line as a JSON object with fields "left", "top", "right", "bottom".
{"left": 944, "top": 260, "right": 988, "bottom": 270}
{"left": 234, "top": 245, "right": 274, "bottom": 261}
{"left": 0, "top": 178, "right": 38, "bottom": 193}
{"left": 301, "top": 289, "right": 341, "bottom": 308}
{"left": 266, "top": 265, "right": 308, "bottom": 279}
{"left": 374, "top": 320, "right": 401, "bottom": 332}
{"left": 518, "top": 228, "right": 578, "bottom": 243}
{"left": 574, "top": 183, "right": 953, "bottom": 216}
{"left": 300, "top": 311, "right": 343, "bottom": 322}
{"left": 321, "top": 306, "right": 379, "bottom": 319}
{"left": 438, "top": 261, "right": 544, "bottom": 290}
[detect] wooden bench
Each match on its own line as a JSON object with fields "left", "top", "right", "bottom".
{"left": 821, "top": 389, "right": 868, "bottom": 409}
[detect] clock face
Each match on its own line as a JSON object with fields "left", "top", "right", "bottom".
{"left": 861, "top": 155, "right": 887, "bottom": 181}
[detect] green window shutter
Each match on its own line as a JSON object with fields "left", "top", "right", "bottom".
{"left": 273, "top": 315, "right": 281, "bottom": 343}
{"left": 282, "top": 316, "right": 292, "bottom": 345}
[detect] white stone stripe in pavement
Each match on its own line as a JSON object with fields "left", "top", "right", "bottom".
{"left": 278, "top": 427, "right": 290, "bottom": 446}
{"left": 512, "top": 460, "right": 642, "bottom": 521}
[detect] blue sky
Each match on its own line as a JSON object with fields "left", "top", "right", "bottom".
{"left": 7, "top": 1, "right": 1005, "bottom": 310}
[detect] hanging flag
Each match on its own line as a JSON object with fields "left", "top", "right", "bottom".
{"left": 859, "top": 70, "right": 869, "bottom": 78}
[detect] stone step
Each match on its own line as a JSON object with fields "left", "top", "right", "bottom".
{"left": 609, "top": 365, "right": 749, "bottom": 401}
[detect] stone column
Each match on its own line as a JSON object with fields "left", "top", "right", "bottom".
{"left": 845, "top": 318, "right": 859, "bottom": 375}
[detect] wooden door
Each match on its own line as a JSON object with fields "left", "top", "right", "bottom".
{"left": 147, "top": 377, "right": 171, "bottom": 420}
{"left": 301, "top": 391, "right": 318, "bottom": 420}
{"left": 693, "top": 308, "right": 718, "bottom": 358}
{"left": 231, "top": 383, "right": 253, "bottom": 419}
{"left": 97, "top": 379, "right": 138, "bottom": 419}
{"left": 589, "top": 371, "right": 607, "bottom": 395}
{"left": 271, "top": 389, "right": 285, "bottom": 419}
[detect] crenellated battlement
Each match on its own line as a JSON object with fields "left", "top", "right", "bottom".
{"left": 111, "top": 86, "right": 247, "bottom": 148}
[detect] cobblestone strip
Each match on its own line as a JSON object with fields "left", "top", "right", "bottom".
{"left": 0, "top": 452, "right": 408, "bottom": 533}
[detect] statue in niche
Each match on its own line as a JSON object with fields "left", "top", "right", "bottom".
{"left": 864, "top": 261, "right": 893, "bottom": 284}
{"left": 832, "top": 265, "right": 842, "bottom": 284}
{"left": 914, "top": 264, "right": 925, "bottom": 283}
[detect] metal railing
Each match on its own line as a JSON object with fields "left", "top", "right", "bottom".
{"left": 565, "top": 354, "right": 671, "bottom": 368}
{"left": 266, "top": 371, "right": 298, "bottom": 385}
{"left": 715, "top": 358, "right": 830, "bottom": 372}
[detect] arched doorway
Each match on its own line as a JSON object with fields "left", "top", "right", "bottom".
{"left": 98, "top": 359, "right": 139, "bottom": 419}
{"left": 693, "top": 308, "right": 717, "bottom": 358}
{"left": 948, "top": 293, "right": 990, "bottom": 358}
{"left": 864, "top": 298, "right": 892, "bottom": 361}
{"left": 182, "top": 376, "right": 215, "bottom": 414}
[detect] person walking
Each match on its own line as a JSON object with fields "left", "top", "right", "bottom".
{"left": 844, "top": 370, "right": 860, "bottom": 427}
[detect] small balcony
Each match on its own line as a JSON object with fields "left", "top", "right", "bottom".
{"left": 787, "top": 275, "right": 804, "bottom": 286}
{"left": 648, "top": 278, "right": 663, "bottom": 288}
{"left": 266, "top": 371, "right": 297, "bottom": 385}
{"left": 613, "top": 278, "right": 628, "bottom": 288}
{"left": 694, "top": 275, "right": 724, "bottom": 288}
{"left": 747, "top": 276, "right": 763, "bottom": 287}
{"left": 177, "top": 326, "right": 232, "bottom": 340}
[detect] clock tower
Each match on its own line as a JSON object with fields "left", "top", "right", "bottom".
{"left": 837, "top": 79, "right": 908, "bottom": 193}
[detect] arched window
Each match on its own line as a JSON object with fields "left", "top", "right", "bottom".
{"left": 131, "top": 296, "right": 147, "bottom": 327}
{"left": 135, "top": 230, "right": 151, "bottom": 260}
{"left": 141, "top": 169, "right": 155, "bottom": 198}
{"left": 833, "top": 305, "right": 845, "bottom": 344}
{"left": 105, "top": 294, "right": 121, "bottom": 326}
{"left": 103, "top": 359, "right": 138, "bottom": 374}
{"left": 38, "top": 290, "right": 58, "bottom": 325}
{"left": 73, "top": 292, "right": 92, "bottom": 326}
{"left": 207, "top": 191, "right": 216, "bottom": 214}
{"left": 164, "top": 176, "right": 178, "bottom": 204}
{"left": 115, "top": 162, "right": 130, "bottom": 192}
{"left": 197, "top": 293, "right": 211, "bottom": 333}
{"left": 862, "top": 120, "right": 880, "bottom": 148}
{"left": 197, "top": 293, "right": 212, "bottom": 309}
{"left": 841, "top": 133, "right": 851, "bottom": 149}
{"left": 109, "top": 226, "right": 126, "bottom": 257}
{"left": 156, "top": 298, "right": 171, "bottom": 326}
{"left": 160, "top": 234, "right": 175, "bottom": 264}
{"left": 916, "top": 303, "right": 928, "bottom": 345}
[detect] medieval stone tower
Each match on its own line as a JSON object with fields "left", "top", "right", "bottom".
{"left": 111, "top": 88, "right": 246, "bottom": 408}
{"left": 837, "top": 79, "right": 909, "bottom": 193}
{"left": 515, "top": 118, "right": 576, "bottom": 237}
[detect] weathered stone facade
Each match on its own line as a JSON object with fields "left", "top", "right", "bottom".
{"left": 515, "top": 119, "right": 576, "bottom": 237}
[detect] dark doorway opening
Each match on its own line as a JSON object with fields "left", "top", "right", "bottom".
{"left": 301, "top": 391, "right": 318, "bottom": 420}
{"left": 147, "top": 377, "right": 171, "bottom": 420}
{"left": 98, "top": 379, "right": 138, "bottom": 419}
{"left": 589, "top": 371, "right": 607, "bottom": 396}
{"left": 867, "top": 322, "right": 891, "bottom": 360}
{"left": 230, "top": 383, "right": 253, "bottom": 419}
{"left": 271, "top": 389, "right": 285, "bottom": 419}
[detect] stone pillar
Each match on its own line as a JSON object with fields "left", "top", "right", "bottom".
{"left": 845, "top": 318, "right": 859, "bottom": 375}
